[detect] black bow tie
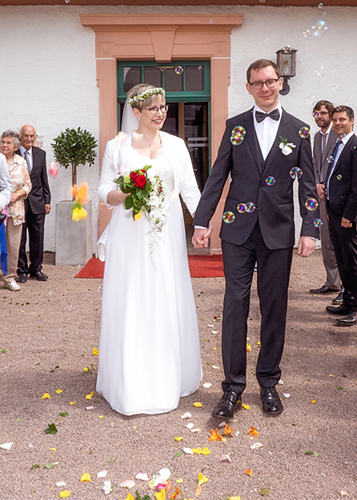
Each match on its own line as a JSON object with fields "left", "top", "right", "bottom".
{"left": 255, "top": 109, "right": 280, "bottom": 123}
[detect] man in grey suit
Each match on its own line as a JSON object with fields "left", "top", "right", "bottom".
{"left": 309, "top": 101, "right": 342, "bottom": 303}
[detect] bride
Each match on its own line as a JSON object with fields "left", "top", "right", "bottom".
{"left": 96, "top": 83, "right": 210, "bottom": 415}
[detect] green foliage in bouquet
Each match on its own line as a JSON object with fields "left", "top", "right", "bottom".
{"left": 115, "top": 165, "right": 153, "bottom": 220}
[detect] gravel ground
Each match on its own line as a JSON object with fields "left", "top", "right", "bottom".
{"left": 0, "top": 250, "right": 356, "bottom": 500}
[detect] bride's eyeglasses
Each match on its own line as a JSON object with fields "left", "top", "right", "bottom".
{"left": 143, "top": 104, "right": 169, "bottom": 115}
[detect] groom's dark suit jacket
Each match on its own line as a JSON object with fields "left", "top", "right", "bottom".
{"left": 325, "top": 134, "right": 357, "bottom": 221}
{"left": 194, "top": 108, "right": 319, "bottom": 247}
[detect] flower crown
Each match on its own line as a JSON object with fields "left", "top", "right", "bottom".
{"left": 128, "top": 87, "right": 165, "bottom": 107}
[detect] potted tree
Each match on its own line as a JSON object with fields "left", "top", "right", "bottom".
{"left": 51, "top": 127, "right": 98, "bottom": 265}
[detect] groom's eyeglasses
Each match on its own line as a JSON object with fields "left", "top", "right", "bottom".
{"left": 249, "top": 79, "right": 280, "bottom": 90}
{"left": 143, "top": 105, "right": 169, "bottom": 115}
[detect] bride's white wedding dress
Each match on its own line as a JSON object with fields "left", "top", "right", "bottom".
{"left": 96, "top": 133, "right": 202, "bottom": 415}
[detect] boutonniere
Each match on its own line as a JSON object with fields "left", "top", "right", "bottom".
{"left": 279, "top": 137, "right": 296, "bottom": 156}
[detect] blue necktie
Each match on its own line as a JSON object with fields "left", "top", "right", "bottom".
{"left": 325, "top": 140, "right": 343, "bottom": 199}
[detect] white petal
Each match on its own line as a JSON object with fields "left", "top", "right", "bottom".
{"left": 97, "top": 470, "right": 107, "bottom": 478}
{"left": 181, "top": 412, "right": 192, "bottom": 419}
{"left": 157, "top": 468, "right": 171, "bottom": 482}
{"left": 183, "top": 448, "right": 194, "bottom": 454}
{"left": 212, "top": 365, "right": 220, "bottom": 369}
{"left": 283, "top": 393, "right": 291, "bottom": 398}
{"left": 186, "top": 423, "right": 194, "bottom": 429}
{"left": 0, "top": 442, "right": 13, "bottom": 450}
{"left": 202, "top": 383, "right": 212, "bottom": 389}
{"left": 190, "top": 428, "right": 201, "bottom": 433}
{"left": 135, "top": 473, "right": 149, "bottom": 481}
{"left": 56, "top": 482, "right": 66, "bottom": 487}
{"left": 250, "top": 442, "right": 263, "bottom": 450}
{"left": 219, "top": 453, "right": 232, "bottom": 463}
{"left": 120, "top": 480, "right": 135, "bottom": 488}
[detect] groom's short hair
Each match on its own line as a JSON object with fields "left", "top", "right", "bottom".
{"left": 246, "top": 59, "right": 280, "bottom": 83}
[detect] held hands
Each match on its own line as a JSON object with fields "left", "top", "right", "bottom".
{"left": 297, "top": 236, "right": 316, "bottom": 258}
{"left": 192, "top": 221, "right": 213, "bottom": 249}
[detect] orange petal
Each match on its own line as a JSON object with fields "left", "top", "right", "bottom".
{"left": 244, "top": 469, "right": 253, "bottom": 477}
{"left": 222, "top": 424, "right": 234, "bottom": 436}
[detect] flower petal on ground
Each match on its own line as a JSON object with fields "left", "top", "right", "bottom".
{"left": 212, "top": 365, "right": 220, "bottom": 369}
{"left": 103, "top": 479, "right": 112, "bottom": 495}
{"left": 186, "top": 423, "right": 194, "bottom": 429}
{"left": 175, "top": 437, "right": 184, "bottom": 442}
{"left": 69, "top": 402, "right": 76, "bottom": 405}
{"left": 283, "top": 393, "right": 290, "bottom": 398}
{"left": 219, "top": 454, "right": 232, "bottom": 463}
{"left": 202, "top": 383, "right": 212, "bottom": 388}
{"left": 42, "top": 393, "right": 51, "bottom": 399}
{"left": 181, "top": 412, "right": 191, "bottom": 419}
{"left": 85, "top": 391, "right": 94, "bottom": 400}
{"left": 155, "top": 491, "right": 166, "bottom": 500}
{"left": 201, "top": 447, "right": 211, "bottom": 455}
{"left": 310, "top": 400, "right": 316, "bottom": 404}
{"left": 248, "top": 426, "right": 259, "bottom": 437}
{"left": 56, "top": 390, "right": 63, "bottom": 394}
{"left": 80, "top": 473, "right": 91, "bottom": 482}
{"left": 193, "top": 402, "right": 202, "bottom": 408}
{"left": 171, "top": 486, "right": 181, "bottom": 499}
{"left": 183, "top": 448, "right": 193, "bottom": 454}
{"left": 246, "top": 344, "right": 252, "bottom": 352}
{"left": 192, "top": 448, "right": 203, "bottom": 454}
{"left": 209, "top": 429, "right": 222, "bottom": 442}
{"left": 93, "top": 348, "right": 99, "bottom": 355}
{"left": 250, "top": 442, "right": 263, "bottom": 450}
{"left": 190, "top": 428, "right": 201, "bottom": 433}
{"left": 229, "top": 496, "right": 240, "bottom": 500}
{"left": 125, "top": 494, "right": 135, "bottom": 500}
{"left": 244, "top": 469, "right": 253, "bottom": 477}
{"left": 59, "top": 492, "right": 70, "bottom": 498}
{"left": 136, "top": 473, "right": 149, "bottom": 481}
{"left": 86, "top": 406, "right": 94, "bottom": 410}
{"left": 98, "top": 470, "right": 107, "bottom": 478}
{"left": 120, "top": 480, "right": 135, "bottom": 488}
{"left": 0, "top": 442, "right": 13, "bottom": 450}
{"left": 222, "top": 424, "right": 234, "bottom": 437}
{"left": 242, "top": 404, "right": 250, "bottom": 410}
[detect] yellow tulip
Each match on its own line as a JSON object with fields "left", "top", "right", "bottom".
{"left": 134, "top": 210, "right": 142, "bottom": 220}
{"left": 72, "top": 207, "right": 87, "bottom": 221}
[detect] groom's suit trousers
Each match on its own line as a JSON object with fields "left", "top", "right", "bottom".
{"left": 221, "top": 222, "right": 293, "bottom": 394}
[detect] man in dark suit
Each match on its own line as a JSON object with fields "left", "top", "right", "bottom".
{"left": 192, "top": 59, "right": 319, "bottom": 419}
{"left": 16, "top": 125, "right": 51, "bottom": 282}
{"left": 325, "top": 105, "right": 357, "bottom": 326}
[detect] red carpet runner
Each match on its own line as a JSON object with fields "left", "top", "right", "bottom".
{"left": 75, "top": 255, "right": 224, "bottom": 279}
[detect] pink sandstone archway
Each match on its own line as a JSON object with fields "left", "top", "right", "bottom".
{"left": 80, "top": 13, "right": 244, "bottom": 253}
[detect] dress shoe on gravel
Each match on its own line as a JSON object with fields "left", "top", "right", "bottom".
{"left": 336, "top": 312, "right": 356, "bottom": 326}
{"left": 211, "top": 390, "right": 242, "bottom": 419}
{"left": 326, "top": 304, "right": 351, "bottom": 315}
{"left": 260, "top": 387, "right": 283, "bottom": 415}
{"left": 310, "top": 285, "right": 339, "bottom": 294}
{"left": 30, "top": 271, "right": 48, "bottom": 281}
{"left": 16, "top": 274, "right": 27, "bottom": 283}
{"left": 332, "top": 291, "right": 344, "bottom": 304}
{"left": 4, "top": 280, "right": 21, "bottom": 291}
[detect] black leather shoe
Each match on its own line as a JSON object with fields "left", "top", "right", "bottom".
{"left": 16, "top": 274, "right": 27, "bottom": 283}
{"left": 332, "top": 291, "right": 343, "bottom": 304}
{"left": 336, "top": 312, "right": 356, "bottom": 326}
{"left": 211, "top": 390, "right": 242, "bottom": 419}
{"left": 326, "top": 304, "right": 351, "bottom": 315}
{"left": 260, "top": 387, "right": 283, "bottom": 415}
{"left": 310, "top": 285, "right": 339, "bottom": 294}
{"left": 29, "top": 271, "right": 48, "bottom": 281}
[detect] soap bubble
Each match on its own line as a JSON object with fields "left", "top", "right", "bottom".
{"left": 326, "top": 156, "right": 334, "bottom": 163}
{"left": 311, "top": 20, "right": 328, "bottom": 37}
{"left": 329, "top": 68, "right": 336, "bottom": 75}
{"left": 232, "top": 125, "right": 246, "bottom": 137}
{"left": 223, "top": 211, "right": 235, "bottom": 224}
{"left": 315, "top": 65, "right": 326, "bottom": 76}
{"left": 299, "top": 127, "right": 310, "bottom": 139}
{"left": 230, "top": 132, "right": 244, "bottom": 146}
{"left": 197, "top": 65, "right": 202, "bottom": 70}
{"left": 305, "top": 198, "right": 318, "bottom": 210}
{"left": 336, "top": 174, "right": 342, "bottom": 180}
{"left": 245, "top": 202, "right": 256, "bottom": 213}
{"left": 303, "top": 29, "right": 312, "bottom": 38}
{"left": 313, "top": 218, "right": 323, "bottom": 228}
{"left": 307, "top": 94, "right": 317, "bottom": 105}
{"left": 290, "top": 167, "right": 303, "bottom": 180}
{"left": 237, "top": 203, "right": 246, "bottom": 214}
{"left": 266, "top": 176, "right": 276, "bottom": 186}
{"left": 318, "top": 2, "right": 323, "bottom": 7}
{"left": 283, "top": 45, "right": 292, "bottom": 54}
{"left": 160, "top": 67, "right": 165, "bottom": 72}
{"left": 333, "top": 85, "right": 340, "bottom": 92}
{"left": 175, "top": 66, "right": 183, "bottom": 75}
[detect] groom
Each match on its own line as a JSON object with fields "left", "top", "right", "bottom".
{"left": 193, "top": 59, "right": 319, "bottom": 418}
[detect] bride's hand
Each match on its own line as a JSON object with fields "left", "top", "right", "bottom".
{"left": 107, "top": 190, "right": 130, "bottom": 205}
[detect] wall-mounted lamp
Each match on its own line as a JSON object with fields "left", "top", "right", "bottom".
{"left": 276, "top": 47, "right": 297, "bottom": 95}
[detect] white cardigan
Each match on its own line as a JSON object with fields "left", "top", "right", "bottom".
{"left": 98, "top": 131, "right": 201, "bottom": 216}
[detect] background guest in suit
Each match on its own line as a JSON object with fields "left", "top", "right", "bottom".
{"left": 16, "top": 125, "right": 51, "bottom": 282}
{"left": 309, "top": 101, "right": 342, "bottom": 304}
{"left": 325, "top": 105, "right": 357, "bottom": 326}
{"left": 0, "top": 131, "right": 32, "bottom": 291}
{"left": 193, "top": 59, "right": 319, "bottom": 419}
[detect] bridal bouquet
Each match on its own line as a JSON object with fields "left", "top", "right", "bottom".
{"left": 115, "top": 166, "right": 167, "bottom": 232}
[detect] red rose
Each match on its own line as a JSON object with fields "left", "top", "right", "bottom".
{"left": 130, "top": 172, "right": 139, "bottom": 182}
{"left": 135, "top": 174, "right": 147, "bottom": 188}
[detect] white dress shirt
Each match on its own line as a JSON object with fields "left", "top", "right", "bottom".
{"left": 253, "top": 103, "right": 282, "bottom": 160}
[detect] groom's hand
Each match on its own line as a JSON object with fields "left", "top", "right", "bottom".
{"left": 192, "top": 227, "right": 210, "bottom": 248}
{"left": 297, "top": 236, "right": 316, "bottom": 258}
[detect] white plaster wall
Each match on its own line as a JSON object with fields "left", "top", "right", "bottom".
{"left": 0, "top": 4, "right": 355, "bottom": 252}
